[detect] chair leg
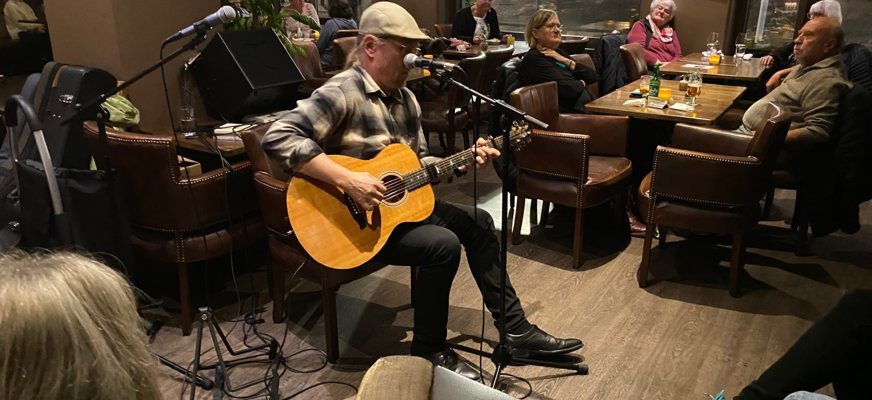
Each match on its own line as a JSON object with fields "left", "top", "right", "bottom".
{"left": 539, "top": 201, "right": 550, "bottom": 226}
{"left": 462, "top": 127, "right": 471, "bottom": 149}
{"left": 658, "top": 226, "right": 668, "bottom": 247}
{"left": 322, "top": 282, "right": 340, "bottom": 363}
{"left": 178, "top": 262, "right": 193, "bottom": 336}
{"left": 762, "top": 186, "right": 775, "bottom": 219}
{"left": 729, "top": 233, "right": 745, "bottom": 298}
{"left": 638, "top": 223, "right": 656, "bottom": 288}
{"left": 271, "top": 261, "right": 286, "bottom": 323}
{"left": 572, "top": 207, "right": 585, "bottom": 269}
{"left": 511, "top": 195, "right": 526, "bottom": 245}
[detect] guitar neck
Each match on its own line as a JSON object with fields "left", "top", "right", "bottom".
{"left": 403, "top": 136, "right": 507, "bottom": 192}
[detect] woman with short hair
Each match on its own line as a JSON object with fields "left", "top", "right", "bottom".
{"left": 627, "top": 0, "right": 682, "bottom": 67}
{"left": 317, "top": 0, "right": 357, "bottom": 68}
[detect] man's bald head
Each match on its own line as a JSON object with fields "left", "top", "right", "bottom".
{"left": 794, "top": 17, "right": 843, "bottom": 66}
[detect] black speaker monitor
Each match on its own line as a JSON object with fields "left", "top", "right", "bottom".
{"left": 190, "top": 29, "right": 304, "bottom": 121}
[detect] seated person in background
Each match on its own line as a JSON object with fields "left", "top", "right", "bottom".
{"left": 627, "top": 0, "right": 681, "bottom": 67}
{"left": 263, "top": 1, "right": 583, "bottom": 381}
{"left": 518, "top": 9, "right": 598, "bottom": 113}
{"left": 3, "top": 0, "right": 42, "bottom": 40}
{"left": 733, "top": 290, "right": 872, "bottom": 400}
{"left": 284, "top": 0, "right": 321, "bottom": 37}
{"left": 762, "top": 0, "right": 842, "bottom": 92}
{"left": 737, "top": 17, "right": 850, "bottom": 170}
{"left": 0, "top": 251, "right": 161, "bottom": 399}
{"left": 449, "top": 0, "right": 508, "bottom": 47}
{"left": 317, "top": 0, "right": 357, "bottom": 69}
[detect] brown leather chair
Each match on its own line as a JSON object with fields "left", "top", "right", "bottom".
{"left": 82, "top": 122, "right": 265, "bottom": 335}
{"left": 619, "top": 42, "right": 648, "bottom": 82}
{"left": 433, "top": 23, "right": 452, "bottom": 38}
{"left": 570, "top": 53, "right": 599, "bottom": 98}
{"left": 473, "top": 45, "right": 515, "bottom": 119}
{"left": 331, "top": 36, "right": 357, "bottom": 70}
{"left": 292, "top": 40, "right": 329, "bottom": 89}
{"left": 333, "top": 29, "right": 358, "bottom": 39}
{"left": 508, "top": 81, "right": 632, "bottom": 269}
{"left": 420, "top": 52, "right": 486, "bottom": 154}
{"left": 558, "top": 36, "right": 589, "bottom": 56}
{"left": 239, "top": 125, "right": 387, "bottom": 363}
{"left": 636, "top": 103, "right": 790, "bottom": 297}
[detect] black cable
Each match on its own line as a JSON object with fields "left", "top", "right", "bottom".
{"left": 495, "top": 372, "right": 533, "bottom": 399}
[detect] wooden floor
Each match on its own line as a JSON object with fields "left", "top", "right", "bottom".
{"left": 150, "top": 150, "right": 872, "bottom": 399}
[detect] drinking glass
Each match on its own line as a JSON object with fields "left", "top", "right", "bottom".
{"left": 658, "top": 87, "right": 672, "bottom": 102}
{"left": 735, "top": 33, "right": 747, "bottom": 61}
{"left": 685, "top": 72, "right": 702, "bottom": 107}
{"left": 639, "top": 75, "right": 652, "bottom": 97}
{"left": 706, "top": 32, "right": 720, "bottom": 54}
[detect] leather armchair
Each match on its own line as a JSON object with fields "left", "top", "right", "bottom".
{"left": 619, "top": 43, "right": 647, "bottom": 82}
{"left": 433, "top": 23, "right": 452, "bottom": 38}
{"left": 82, "top": 122, "right": 265, "bottom": 335}
{"left": 291, "top": 40, "right": 329, "bottom": 90}
{"left": 333, "top": 29, "right": 358, "bottom": 39}
{"left": 240, "top": 124, "right": 386, "bottom": 363}
{"left": 637, "top": 103, "right": 790, "bottom": 297}
{"left": 570, "top": 53, "right": 599, "bottom": 98}
{"left": 330, "top": 36, "right": 357, "bottom": 70}
{"left": 558, "top": 36, "right": 589, "bottom": 56}
{"left": 420, "top": 52, "right": 485, "bottom": 154}
{"left": 508, "top": 81, "right": 632, "bottom": 268}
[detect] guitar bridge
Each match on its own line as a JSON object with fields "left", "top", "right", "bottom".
{"left": 343, "top": 193, "right": 367, "bottom": 229}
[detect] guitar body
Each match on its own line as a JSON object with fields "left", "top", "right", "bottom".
{"left": 286, "top": 144, "right": 435, "bottom": 270}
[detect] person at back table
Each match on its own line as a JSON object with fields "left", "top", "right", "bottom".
{"left": 262, "top": 1, "right": 583, "bottom": 381}
{"left": 760, "top": 0, "right": 842, "bottom": 93}
{"left": 627, "top": 0, "right": 682, "bottom": 67}
{"left": 449, "top": 0, "right": 510, "bottom": 47}
{"left": 284, "top": 0, "right": 321, "bottom": 36}
{"left": 518, "top": 9, "right": 598, "bottom": 113}
{"left": 737, "top": 17, "right": 850, "bottom": 170}
{"left": 0, "top": 251, "right": 161, "bottom": 399}
{"left": 316, "top": 0, "right": 357, "bottom": 69}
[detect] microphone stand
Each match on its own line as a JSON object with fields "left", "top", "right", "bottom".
{"left": 431, "top": 67, "right": 588, "bottom": 388}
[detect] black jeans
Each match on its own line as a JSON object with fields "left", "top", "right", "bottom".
{"left": 736, "top": 290, "right": 872, "bottom": 400}
{"left": 374, "top": 200, "right": 529, "bottom": 355}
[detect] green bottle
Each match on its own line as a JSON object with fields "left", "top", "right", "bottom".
{"left": 648, "top": 64, "right": 661, "bottom": 100}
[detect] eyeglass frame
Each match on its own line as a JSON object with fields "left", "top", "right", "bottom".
{"left": 538, "top": 22, "right": 563, "bottom": 32}
{"left": 376, "top": 36, "right": 419, "bottom": 55}
{"left": 654, "top": 5, "right": 673, "bottom": 15}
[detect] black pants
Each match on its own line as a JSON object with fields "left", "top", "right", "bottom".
{"left": 374, "top": 200, "right": 530, "bottom": 355}
{"left": 736, "top": 290, "right": 872, "bottom": 400}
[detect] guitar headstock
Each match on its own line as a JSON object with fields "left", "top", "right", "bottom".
{"left": 508, "top": 121, "right": 532, "bottom": 151}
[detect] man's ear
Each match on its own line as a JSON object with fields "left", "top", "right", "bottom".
{"left": 361, "top": 35, "right": 379, "bottom": 58}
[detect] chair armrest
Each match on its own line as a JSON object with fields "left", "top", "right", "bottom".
{"left": 672, "top": 123, "right": 752, "bottom": 157}
{"left": 253, "top": 171, "right": 292, "bottom": 237}
{"left": 554, "top": 113, "right": 628, "bottom": 157}
{"left": 517, "top": 129, "right": 589, "bottom": 180}
{"left": 172, "top": 161, "right": 258, "bottom": 229}
{"left": 651, "top": 146, "right": 763, "bottom": 206}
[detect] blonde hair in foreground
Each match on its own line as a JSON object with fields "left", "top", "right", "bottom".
{"left": 0, "top": 251, "right": 161, "bottom": 400}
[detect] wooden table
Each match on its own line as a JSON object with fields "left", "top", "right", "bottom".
{"left": 442, "top": 44, "right": 521, "bottom": 59}
{"left": 585, "top": 79, "right": 747, "bottom": 125}
{"left": 658, "top": 52, "right": 766, "bottom": 82}
{"left": 579, "top": 20, "right": 631, "bottom": 33}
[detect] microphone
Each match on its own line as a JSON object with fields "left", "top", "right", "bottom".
{"left": 404, "top": 53, "right": 456, "bottom": 71}
{"left": 165, "top": 6, "right": 236, "bottom": 44}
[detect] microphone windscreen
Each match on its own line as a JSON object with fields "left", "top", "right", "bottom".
{"left": 403, "top": 53, "right": 419, "bottom": 69}
{"left": 218, "top": 5, "right": 237, "bottom": 23}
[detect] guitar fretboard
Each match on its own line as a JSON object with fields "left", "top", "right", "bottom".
{"left": 402, "top": 135, "right": 509, "bottom": 191}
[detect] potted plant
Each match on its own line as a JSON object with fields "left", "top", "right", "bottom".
{"left": 221, "top": 0, "right": 319, "bottom": 56}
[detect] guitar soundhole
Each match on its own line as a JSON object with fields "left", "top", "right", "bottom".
{"left": 381, "top": 174, "right": 406, "bottom": 204}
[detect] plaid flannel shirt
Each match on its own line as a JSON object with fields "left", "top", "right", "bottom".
{"left": 263, "top": 64, "right": 433, "bottom": 171}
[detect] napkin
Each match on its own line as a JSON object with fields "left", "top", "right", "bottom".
{"left": 743, "top": 53, "right": 753, "bottom": 60}
{"left": 669, "top": 102, "right": 694, "bottom": 112}
{"left": 623, "top": 99, "right": 646, "bottom": 107}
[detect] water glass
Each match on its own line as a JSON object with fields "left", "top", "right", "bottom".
{"left": 179, "top": 105, "right": 196, "bottom": 136}
{"left": 735, "top": 33, "right": 747, "bottom": 62}
{"left": 639, "top": 75, "right": 652, "bottom": 97}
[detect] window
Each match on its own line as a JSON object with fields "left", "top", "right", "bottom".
{"left": 492, "top": 0, "right": 639, "bottom": 37}
{"left": 739, "top": 0, "right": 799, "bottom": 51}
{"left": 842, "top": 0, "right": 872, "bottom": 48}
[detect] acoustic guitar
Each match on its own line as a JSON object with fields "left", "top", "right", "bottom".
{"left": 286, "top": 122, "right": 531, "bottom": 269}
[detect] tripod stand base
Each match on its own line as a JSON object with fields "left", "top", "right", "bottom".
{"left": 448, "top": 342, "right": 588, "bottom": 388}
{"left": 158, "top": 354, "right": 214, "bottom": 389}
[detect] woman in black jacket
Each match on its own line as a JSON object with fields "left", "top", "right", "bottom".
{"left": 518, "top": 9, "right": 598, "bottom": 113}
{"left": 450, "top": 0, "right": 504, "bottom": 45}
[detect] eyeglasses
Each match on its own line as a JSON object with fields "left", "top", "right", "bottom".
{"left": 654, "top": 5, "right": 673, "bottom": 15}
{"left": 380, "top": 38, "right": 417, "bottom": 55}
{"left": 540, "top": 23, "right": 563, "bottom": 31}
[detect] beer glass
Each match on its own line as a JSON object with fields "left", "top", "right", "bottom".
{"left": 639, "top": 75, "right": 652, "bottom": 97}
{"left": 685, "top": 72, "right": 702, "bottom": 107}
